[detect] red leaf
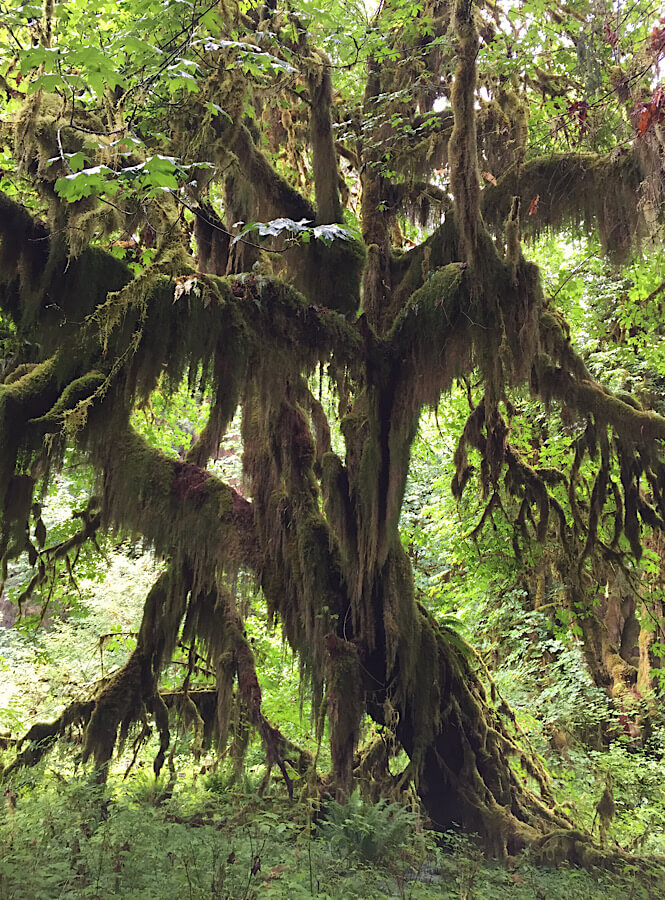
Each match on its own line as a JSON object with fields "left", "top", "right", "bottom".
{"left": 528, "top": 194, "right": 540, "bottom": 216}
{"left": 604, "top": 22, "right": 619, "bottom": 48}
{"left": 635, "top": 87, "right": 665, "bottom": 138}
{"left": 650, "top": 23, "right": 665, "bottom": 54}
{"left": 567, "top": 99, "right": 590, "bottom": 133}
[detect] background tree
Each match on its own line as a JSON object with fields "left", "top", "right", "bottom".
{"left": 0, "top": 0, "right": 664, "bottom": 865}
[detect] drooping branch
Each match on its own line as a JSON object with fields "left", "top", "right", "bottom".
{"left": 3, "top": 700, "right": 95, "bottom": 777}
{"left": 82, "top": 566, "right": 189, "bottom": 776}
{"left": 534, "top": 361, "right": 665, "bottom": 446}
{"left": 482, "top": 151, "right": 646, "bottom": 257}
{"left": 87, "top": 419, "right": 259, "bottom": 577}
{"left": 229, "top": 124, "right": 315, "bottom": 225}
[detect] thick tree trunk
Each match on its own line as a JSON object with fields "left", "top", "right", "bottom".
{"left": 357, "top": 544, "right": 567, "bottom": 856}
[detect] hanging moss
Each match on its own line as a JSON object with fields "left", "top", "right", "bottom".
{"left": 7, "top": 94, "right": 125, "bottom": 255}
{"left": 306, "top": 56, "right": 344, "bottom": 226}
{"left": 477, "top": 87, "right": 528, "bottom": 178}
{"left": 0, "top": 190, "right": 132, "bottom": 345}
{"left": 390, "top": 214, "right": 460, "bottom": 312}
{"left": 3, "top": 700, "right": 94, "bottom": 776}
{"left": 482, "top": 151, "right": 646, "bottom": 258}
{"left": 193, "top": 202, "right": 231, "bottom": 276}
{"left": 31, "top": 371, "right": 106, "bottom": 433}
{"left": 448, "top": 0, "right": 482, "bottom": 262}
{"left": 0, "top": 354, "right": 62, "bottom": 520}
{"left": 389, "top": 262, "right": 471, "bottom": 406}
{"left": 293, "top": 235, "right": 366, "bottom": 317}
{"left": 321, "top": 450, "right": 356, "bottom": 564}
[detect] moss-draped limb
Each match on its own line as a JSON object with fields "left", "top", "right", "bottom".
{"left": 0, "top": 355, "right": 62, "bottom": 495}
{"left": 0, "top": 188, "right": 363, "bottom": 374}
{"left": 6, "top": 569, "right": 312, "bottom": 786}
{"left": 306, "top": 57, "right": 344, "bottom": 226}
{"left": 388, "top": 263, "right": 473, "bottom": 408}
{"left": 230, "top": 125, "right": 315, "bottom": 225}
{"left": 449, "top": 0, "right": 482, "bottom": 262}
{"left": 242, "top": 384, "right": 361, "bottom": 792}
{"left": 0, "top": 353, "right": 90, "bottom": 577}
{"left": 227, "top": 605, "right": 314, "bottom": 796}
{"left": 390, "top": 214, "right": 461, "bottom": 314}
{"left": 82, "top": 567, "right": 190, "bottom": 776}
{"left": 534, "top": 361, "right": 665, "bottom": 446}
{"left": 3, "top": 701, "right": 95, "bottom": 777}
{"left": 87, "top": 420, "right": 259, "bottom": 577}
{"left": 482, "top": 151, "right": 646, "bottom": 257}
{"left": 219, "top": 122, "right": 364, "bottom": 313}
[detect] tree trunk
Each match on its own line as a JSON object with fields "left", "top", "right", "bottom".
{"left": 356, "top": 544, "right": 568, "bottom": 856}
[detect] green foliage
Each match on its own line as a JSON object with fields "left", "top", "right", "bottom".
{"left": 317, "top": 791, "right": 420, "bottom": 864}
{"left": 0, "top": 771, "right": 440, "bottom": 899}
{"left": 0, "top": 771, "right": 658, "bottom": 898}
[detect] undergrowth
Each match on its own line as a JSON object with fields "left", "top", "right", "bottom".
{"left": 0, "top": 764, "right": 662, "bottom": 899}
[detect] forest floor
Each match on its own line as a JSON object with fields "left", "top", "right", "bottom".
{"left": 0, "top": 766, "right": 662, "bottom": 899}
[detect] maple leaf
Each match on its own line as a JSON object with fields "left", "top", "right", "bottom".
{"left": 635, "top": 87, "right": 665, "bottom": 138}
{"left": 604, "top": 22, "right": 619, "bottom": 48}
{"left": 650, "top": 19, "right": 665, "bottom": 55}
{"left": 567, "top": 99, "right": 590, "bottom": 134}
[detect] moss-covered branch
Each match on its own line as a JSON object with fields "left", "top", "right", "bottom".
{"left": 88, "top": 420, "right": 259, "bottom": 575}
{"left": 534, "top": 360, "right": 665, "bottom": 446}
{"left": 482, "top": 151, "right": 646, "bottom": 257}
{"left": 307, "top": 58, "right": 344, "bottom": 225}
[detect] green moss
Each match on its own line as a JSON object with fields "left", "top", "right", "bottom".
{"left": 448, "top": 0, "right": 482, "bottom": 262}
{"left": 294, "top": 235, "right": 366, "bottom": 316}
{"left": 325, "top": 634, "right": 363, "bottom": 799}
{"left": 482, "top": 151, "right": 645, "bottom": 258}
{"left": 31, "top": 371, "right": 106, "bottom": 432}
{"left": 0, "top": 355, "right": 61, "bottom": 510}
{"left": 388, "top": 263, "right": 472, "bottom": 410}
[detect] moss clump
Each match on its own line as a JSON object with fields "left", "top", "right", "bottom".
{"left": 391, "top": 214, "right": 460, "bottom": 313}
{"left": 32, "top": 371, "right": 106, "bottom": 433}
{"left": 294, "top": 234, "right": 366, "bottom": 317}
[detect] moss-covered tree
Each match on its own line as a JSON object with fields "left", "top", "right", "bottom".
{"left": 1, "top": 0, "right": 664, "bottom": 863}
